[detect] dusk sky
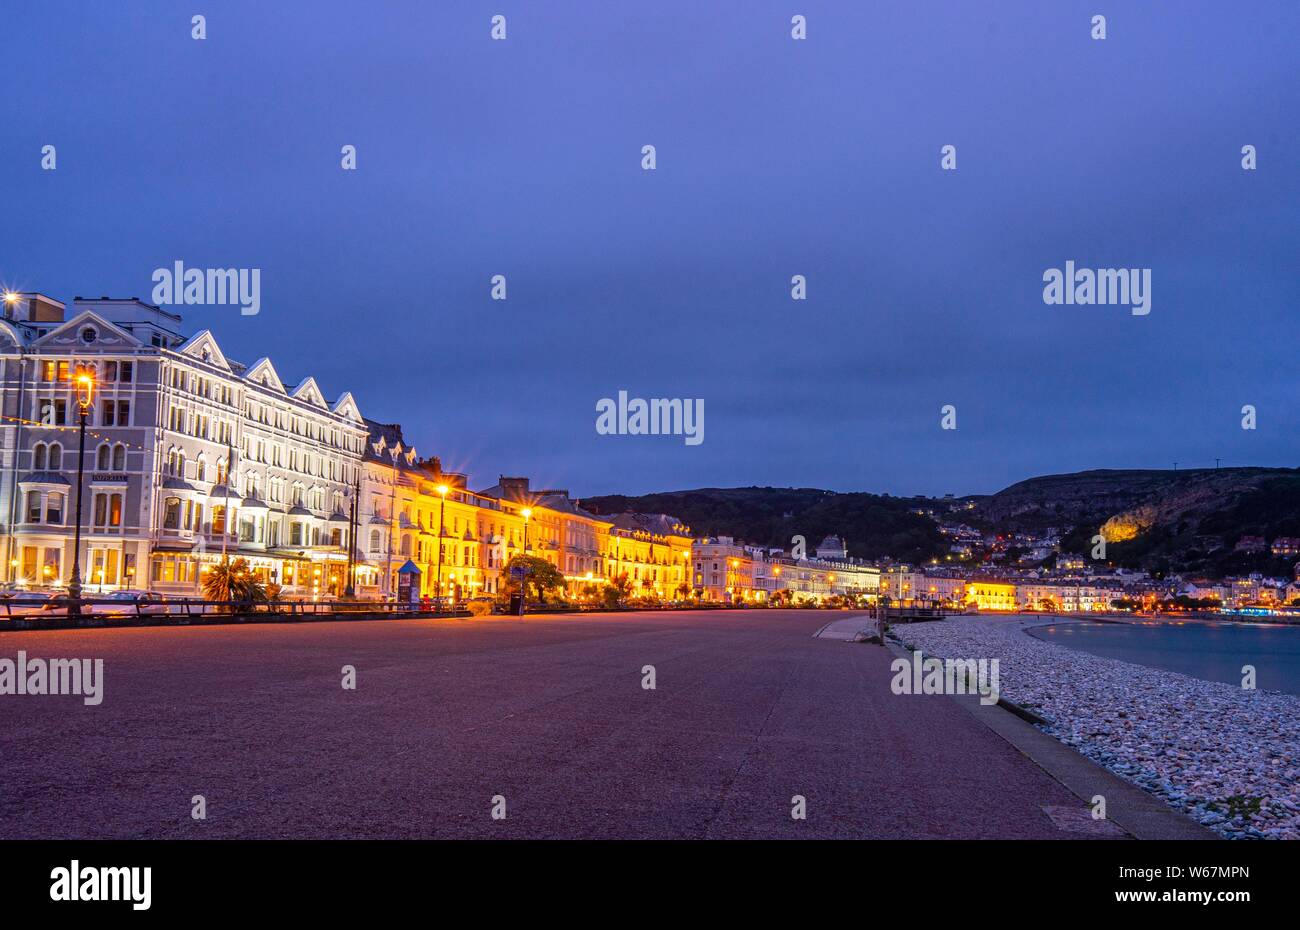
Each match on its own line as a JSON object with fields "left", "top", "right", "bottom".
{"left": 4, "top": 1, "right": 1297, "bottom": 498}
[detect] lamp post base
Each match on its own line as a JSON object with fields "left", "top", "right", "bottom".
{"left": 67, "top": 572, "right": 82, "bottom": 618}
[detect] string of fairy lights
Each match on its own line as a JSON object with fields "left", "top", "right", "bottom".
{"left": 3, "top": 394, "right": 359, "bottom": 596}
{"left": 1, "top": 412, "right": 152, "bottom": 452}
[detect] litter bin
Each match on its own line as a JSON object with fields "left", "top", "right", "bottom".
{"left": 509, "top": 593, "right": 525, "bottom": 616}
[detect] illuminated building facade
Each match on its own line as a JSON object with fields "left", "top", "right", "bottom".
{"left": 1017, "top": 583, "right": 1111, "bottom": 612}
{"left": 695, "top": 537, "right": 880, "bottom": 603}
{"left": 359, "top": 465, "right": 694, "bottom": 604}
{"left": 693, "top": 537, "right": 761, "bottom": 602}
{"left": 604, "top": 512, "right": 693, "bottom": 598}
{"left": 1, "top": 295, "right": 368, "bottom": 597}
{"left": 964, "top": 580, "right": 1017, "bottom": 611}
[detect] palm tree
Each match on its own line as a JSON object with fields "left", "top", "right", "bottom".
{"left": 202, "top": 558, "right": 267, "bottom": 612}
{"left": 610, "top": 572, "right": 634, "bottom": 603}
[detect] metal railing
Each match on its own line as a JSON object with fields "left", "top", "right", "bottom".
{"left": 0, "top": 593, "right": 449, "bottom": 625}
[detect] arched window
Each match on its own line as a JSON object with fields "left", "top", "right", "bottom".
{"left": 176, "top": 453, "right": 185, "bottom": 480}
{"left": 194, "top": 455, "right": 206, "bottom": 483}
{"left": 163, "top": 497, "right": 181, "bottom": 530}
{"left": 97, "top": 444, "right": 111, "bottom": 470}
{"left": 112, "top": 444, "right": 126, "bottom": 471}
{"left": 166, "top": 448, "right": 177, "bottom": 476}
{"left": 47, "top": 444, "right": 62, "bottom": 470}
{"left": 32, "top": 443, "right": 47, "bottom": 470}
{"left": 370, "top": 529, "right": 382, "bottom": 552}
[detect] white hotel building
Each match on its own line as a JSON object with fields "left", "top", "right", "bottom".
{"left": 1, "top": 294, "right": 371, "bottom": 597}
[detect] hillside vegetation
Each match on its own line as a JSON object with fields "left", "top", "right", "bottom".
{"left": 582, "top": 487, "right": 946, "bottom": 564}
{"left": 970, "top": 468, "right": 1300, "bottom": 576}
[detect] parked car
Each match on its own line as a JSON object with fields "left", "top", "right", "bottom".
{"left": 0, "top": 592, "right": 59, "bottom": 617}
{"left": 95, "top": 590, "right": 169, "bottom": 616}
{"left": 0, "top": 593, "right": 101, "bottom": 616}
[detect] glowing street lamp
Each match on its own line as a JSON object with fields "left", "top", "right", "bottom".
{"left": 67, "top": 365, "right": 96, "bottom": 616}
{"left": 517, "top": 507, "right": 533, "bottom": 616}
{"left": 435, "top": 483, "right": 449, "bottom": 603}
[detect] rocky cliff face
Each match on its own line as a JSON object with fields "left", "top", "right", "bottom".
{"left": 972, "top": 468, "right": 1300, "bottom": 572}
{"left": 972, "top": 468, "right": 1300, "bottom": 537}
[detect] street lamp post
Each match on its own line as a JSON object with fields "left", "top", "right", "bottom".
{"left": 344, "top": 470, "right": 359, "bottom": 598}
{"left": 68, "top": 366, "right": 95, "bottom": 618}
{"left": 519, "top": 507, "right": 532, "bottom": 611}
{"left": 1, "top": 299, "right": 25, "bottom": 585}
{"left": 435, "top": 483, "right": 449, "bottom": 605}
{"left": 385, "top": 448, "right": 398, "bottom": 601}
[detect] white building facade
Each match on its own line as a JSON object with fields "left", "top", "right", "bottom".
{"left": 1, "top": 294, "right": 371, "bottom": 598}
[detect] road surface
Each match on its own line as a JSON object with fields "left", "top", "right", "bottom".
{"left": 0, "top": 610, "right": 1112, "bottom": 839}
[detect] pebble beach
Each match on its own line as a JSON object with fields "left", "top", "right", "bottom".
{"left": 891, "top": 615, "right": 1300, "bottom": 839}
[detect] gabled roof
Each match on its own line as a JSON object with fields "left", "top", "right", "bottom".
{"left": 538, "top": 492, "right": 604, "bottom": 521}
{"left": 363, "top": 419, "right": 419, "bottom": 468}
{"left": 291, "top": 376, "right": 327, "bottom": 409}
{"left": 177, "top": 330, "right": 233, "bottom": 371}
{"left": 243, "top": 357, "right": 286, "bottom": 393}
{"left": 29, "top": 310, "right": 143, "bottom": 351}
{"left": 331, "top": 391, "right": 364, "bottom": 424}
{"left": 608, "top": 511, "right": 688, "bottom": 536}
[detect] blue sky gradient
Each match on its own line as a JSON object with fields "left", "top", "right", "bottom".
{"left": 3, "top": 1, "right": 1297, "bottom": 496}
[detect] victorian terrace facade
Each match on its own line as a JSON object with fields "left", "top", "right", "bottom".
{"left": 1, "top": 294, "right": 368, "bottom": 597}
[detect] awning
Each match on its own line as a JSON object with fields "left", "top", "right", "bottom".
{"left": 19, "top": 472, "right": 70, "bottom": 486}
{"left": 207, "top": 485, "right": 244, "bottom": 504}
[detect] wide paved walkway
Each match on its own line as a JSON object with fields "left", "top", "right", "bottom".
{"left": 0, "top": 610, "right": 1110, "bottom": 838}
